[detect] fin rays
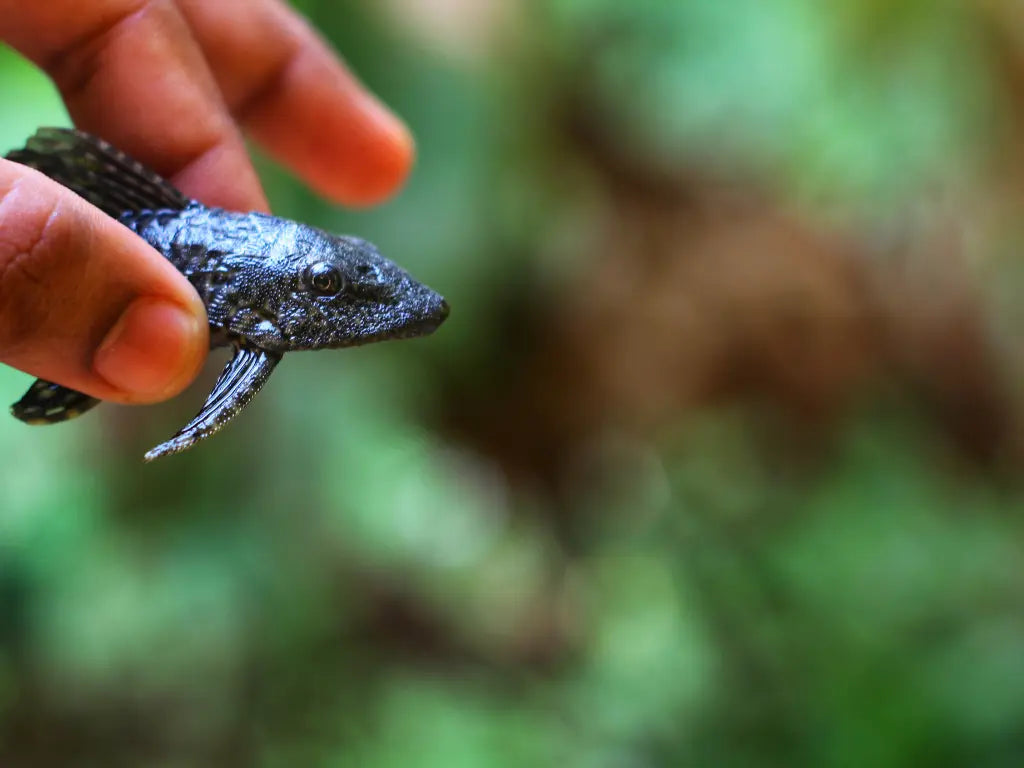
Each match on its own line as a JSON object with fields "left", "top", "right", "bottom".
{"left": 6, "top": 127, "right": 190, "bottom": 217}
{"left": 144, "top": 345, "right": 281, "bottom": 461}
{"left": 9, "top": 348, "right": 280, "bottom": 462}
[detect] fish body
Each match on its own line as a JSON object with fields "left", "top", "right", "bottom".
{"left": 5, "top": 128, "right": 449, "bottom": 460}
{"left": 123, "top": 204, "right": 447, "bottom": 353}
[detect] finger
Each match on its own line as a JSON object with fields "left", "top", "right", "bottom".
{"left": 0, "top": 160, "right": 208, "bottom": 404}
{"left": 0, "top": 0, "right": 268, "bottom": 212}
{"left": 175, "top": 0, "right": 414, "bottom": 206}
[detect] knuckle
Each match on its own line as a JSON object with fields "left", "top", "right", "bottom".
{"left": 43, "top": 0, "right": 153, "bottom": 103}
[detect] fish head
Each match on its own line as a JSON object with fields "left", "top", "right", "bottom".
{"left": 220, "top": 221, "right": 449, "bottom": 352}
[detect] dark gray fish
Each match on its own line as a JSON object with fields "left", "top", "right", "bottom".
{"left": 5, "top": 128, "right": 449, "bottom": 461}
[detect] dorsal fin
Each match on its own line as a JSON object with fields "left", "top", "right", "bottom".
{"left": 5, "top": 127, "right": 190, "bottom": 218}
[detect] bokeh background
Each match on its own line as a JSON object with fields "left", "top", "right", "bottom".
{"left": 2, "top": 0, "right": 1024, "bottom": 765}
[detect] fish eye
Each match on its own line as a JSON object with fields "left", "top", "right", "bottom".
{"left": 304, "top": 262, "right": 345, "bottom": 296}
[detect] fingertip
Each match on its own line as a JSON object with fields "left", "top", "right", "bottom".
{"left": 244, "top": 40, "right": 417, "bottom": 207}
{"left": 93, "top": 295, "right": 209, "bottom": 404}
{"left": 311, "top": 103, "right": 416, "bottom": 206}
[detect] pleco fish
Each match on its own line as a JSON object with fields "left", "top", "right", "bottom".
{"left": 4, "top": 128, "right": 449, "bottom": 461}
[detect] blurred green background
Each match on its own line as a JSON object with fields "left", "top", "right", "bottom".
{"left": 2, "top": 0, "right": 1024, "bottom": 765}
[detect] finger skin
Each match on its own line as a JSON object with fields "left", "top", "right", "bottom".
{"left": 175, "top": 0, "right": 415, "bottom": 206}
{"left": 0, "top": 0, "right": 267, "bottom": 212}
{"left": 0, "top": 0, "right": 414, "bottom": 210}
{"left": 0, "top": 160, "right": 208, "bottom": 403}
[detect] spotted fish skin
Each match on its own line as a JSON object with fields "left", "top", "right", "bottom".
{"left": 11, "top": 380, "right": 99, "bottom": 424}
{"left": 6, "top": 128, "right": 449, "bottom": 460}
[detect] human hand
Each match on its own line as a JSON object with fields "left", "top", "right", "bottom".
{"left": 0, "top": 0, "right": 413, "bottom": 405}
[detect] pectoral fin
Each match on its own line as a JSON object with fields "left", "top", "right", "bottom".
{"left": 11, "top": 379, "right": 101, "bottom": 424}
{"left": 144, "top": 345, "right": 281, "bottom": 462}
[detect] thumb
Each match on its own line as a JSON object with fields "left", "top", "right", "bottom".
{"left": 0, "top": 160, "right": 208, "bottom": 404}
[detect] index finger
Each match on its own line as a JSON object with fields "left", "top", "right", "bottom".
{"left": 175, "top": 0, "right": 415, "bottom": 206}
{"left": 0, "top": 0, "right": 268, "bottom": 212}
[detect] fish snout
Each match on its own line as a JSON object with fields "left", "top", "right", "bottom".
{"left": 402, "top": 286, "right": 449, "bottom": 338}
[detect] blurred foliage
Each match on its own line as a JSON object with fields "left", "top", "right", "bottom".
{"left": 2, "top": 1, "right": 1024, "bottom": 766}
{"left": 545, "top": 0, "right": 994, "bottom": 211}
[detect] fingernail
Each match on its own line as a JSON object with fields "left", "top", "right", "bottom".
{"left": 94, "top": 297, "right": 205, "bottom": 400}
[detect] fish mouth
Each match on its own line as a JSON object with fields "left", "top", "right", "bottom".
{"left": 325, "top": 296, "right": 450, "bottom": 349}
{"left": 389, "top": 291, "right": 449, "bottom": 340}
{"left": 405, "top": 298, "right": 450, "bottom": 337}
